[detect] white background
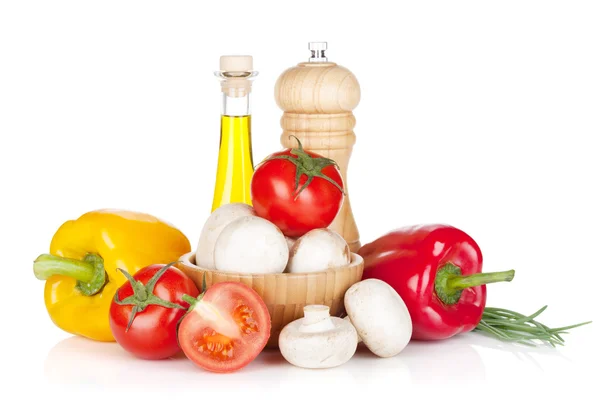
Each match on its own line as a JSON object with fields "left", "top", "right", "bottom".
{"left": 1, "top": 1, "right": 599, "bottom": 399}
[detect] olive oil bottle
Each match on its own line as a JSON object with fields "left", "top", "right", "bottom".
{"left": 211, "top": 56, "right": 257, "bottom": 212}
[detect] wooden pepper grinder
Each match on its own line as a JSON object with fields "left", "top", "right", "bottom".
{"left": 275, "top": 42, "right": 361, "bottom": 252}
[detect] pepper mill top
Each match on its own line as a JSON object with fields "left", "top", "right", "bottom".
{"left": 274, "top": 42, "right": 361, "bottom": 252}
{"left": 274, "top": 42, "right": 361, "bottom": 114}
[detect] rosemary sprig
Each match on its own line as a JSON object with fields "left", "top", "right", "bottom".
{"left": 474, "top": 306, "right": 591, "bottom": 346}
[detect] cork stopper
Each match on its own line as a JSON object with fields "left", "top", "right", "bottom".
{"left": 216, "top": 55, "right": 257, "bottom": 97}
{"left": 220, "top": 55, "right": 253, "bottom": 73}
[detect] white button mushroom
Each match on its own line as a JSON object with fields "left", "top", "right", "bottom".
{"left": 286, "top": 229, "right": 351, "bottom": 273}
{"left": 214, "top": 215, "right": 289, "bottom": 274}
{"left": 279, "top": 305, "right": 358, "bottom": 369}
{"left": 279, "top": 280, "right": 412, "bottom": 368}
{"left": 195, "top": 203, "right": 256, "bottom": 270}
{"left": 344, "top": 279, "right": 413, "bottom": 357}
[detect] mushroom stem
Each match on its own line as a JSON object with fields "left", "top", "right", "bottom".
{"left": 300, "top": 305, "right": 336, "bottom": 333}
{"left": 279, "top": 304, "right": 358, "bottom": 369}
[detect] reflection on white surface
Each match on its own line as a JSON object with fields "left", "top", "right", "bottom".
{"left": 399, "top": 337, "right": 486, "bottom": 382}
{"left": 43, "top": 334, "right": 479, "bottom": 388}
{"left": 42, "top": 331, "right": 587, "bottom": 394}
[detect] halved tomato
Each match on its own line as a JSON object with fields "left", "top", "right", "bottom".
{"left": 178, "top": 281, "right": 271, "bottom": 373}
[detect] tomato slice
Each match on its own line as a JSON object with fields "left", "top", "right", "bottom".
{"left": 178, "top": 282, "right": 271, "bottom": 373}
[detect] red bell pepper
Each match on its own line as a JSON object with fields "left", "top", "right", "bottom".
{"left": 359, "top": 224, "right": 511, "bottom": 340}
{"left": 358, "top": 224, "right": 590, "bottom": 343}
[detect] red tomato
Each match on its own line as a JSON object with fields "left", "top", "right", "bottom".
{"left": 109, "top": 264, "right": 200, "bottom": 360}
{"left": 251, "top": 145, "right": 344, "bottom": 238}
{"left": 178, "top": 282, "right": 271, "bottom": 373}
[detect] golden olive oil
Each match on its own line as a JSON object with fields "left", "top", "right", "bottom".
{"left": 211, "top": 55, "right": 257, "bottom": 212}
{"left": 211, "top": 115, "right": 254, "bottom": 211}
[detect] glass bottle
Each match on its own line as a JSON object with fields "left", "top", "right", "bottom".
{"left": 211, "top": 55, "right": 258, "bottom": 212}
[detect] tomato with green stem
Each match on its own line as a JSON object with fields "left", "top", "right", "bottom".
{"left": 251, "top": 136, "right": 345, "bottom": 238}
{"left": 178, "top": 280, "right": 271, "bottom": 373}
{"left": 109, "top": 263, "right": 200, "bottom": 360}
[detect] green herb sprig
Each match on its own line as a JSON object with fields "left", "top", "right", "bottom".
{"left": 476, "top": 306, "right": 591, "bottom": 347}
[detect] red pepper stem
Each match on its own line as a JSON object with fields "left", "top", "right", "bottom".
{"left": 447, "top": 269, "right": 515, "bottom": 291}
{"left": 434, "top": 263, "right": 515, "bottom": 306}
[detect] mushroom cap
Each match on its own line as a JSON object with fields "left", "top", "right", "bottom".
{"left": 195, "top": 203, "right": 256, "bottom": 269}
{"left": 286, "top": 229, "right": 351, "bottom": 273}
{"left": 344, "top": 279, "right": 412, "bottom": 357}
{"left": 214, "top": 215, "right": 289, "bottom": 274}
{"left": 279, "top": 314, "right": 358, "bottom": 369}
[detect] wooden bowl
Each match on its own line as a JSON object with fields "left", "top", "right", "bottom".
{"left": 176, "top": 251, "right": 364, "bottom": 348}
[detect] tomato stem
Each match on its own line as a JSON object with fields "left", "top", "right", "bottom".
{"left": 182, "top": 294, "right": 199, "bottom": 307}
{"left": 113, "top": 262, "right": 186, "bottom": 332}
{"left": 181, "top": 274, "right": 207, "bottom": 309}
{"left": 262, "top": 135, "right": 345, "bottom": 199}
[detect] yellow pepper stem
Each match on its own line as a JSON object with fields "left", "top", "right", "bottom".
{"left": 33, "top": 253, "right": 107, "bottom": 296}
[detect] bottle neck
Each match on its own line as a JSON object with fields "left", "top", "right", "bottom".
{"left": 222, "top": 92, "right": 251, "bottom": 117}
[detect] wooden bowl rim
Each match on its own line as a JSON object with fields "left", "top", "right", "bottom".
{"left": 177, "top": 251, "right": 364, "bottom": 279}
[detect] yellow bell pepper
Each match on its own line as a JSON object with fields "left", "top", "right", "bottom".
{"left": 33, "top": 209, "right": 191, "bottom": 342}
